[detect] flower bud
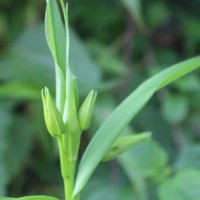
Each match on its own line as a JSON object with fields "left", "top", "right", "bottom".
{"left": 78, "top": 90, "right": 97, "bottom": 131}
{"left": 41, "top": 87, "right": 65, "bottom": 137}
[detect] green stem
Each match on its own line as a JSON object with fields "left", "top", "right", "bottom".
{"left": 74, "top": 193, "right": 80, "bottom": 200}
{"left": 57, "top": 137, "right": 78, "bottom": 200}
{"left": 57, "top": 137, "right": 68, "bottom": 180}
{"left": 64, "top": 161, "right": 76, "bottom": 200}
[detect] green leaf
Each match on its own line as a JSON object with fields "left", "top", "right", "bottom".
{"left": 81, "top": 178, "right": 132, "bottom": 200}
{"left": 45, "top": 0, "right": 66, "bottom": 72}
{"left": 161, "top": 94, "right": 189, "bottom": 123}
{"left": 73, "top": 56, "right": 200, "bottom": 196}
{"left": 0, "top": 83, "right": 40, "bottom": 100}
{"left": 0, "top": 102, "right": 35, "bottom": 195}
{"left": 3, "top": 115, "right": 35, "bottom": 188}
{"left": 158, "top": 169, "right": 200, "bottom": 200}
{"left": 175, "top": 74, "right": 200, "bottom": 93}
{"left": 87, "top": 41, "right": 128, "bottom": 76}
{"left": 119, "top": 140, "right": 168, "bottom": 179}
{"left": 102, "top": 132, "right": 151, "bottom": 161}
{"left": 175, "top": 145, "right": 200, "bottom": 170}
{"left": 118, "top": 140, "right": 169, "bottom": 200}
{"left": 0, "top": 195, "right": 59, "bottom": 200}
{"left": 69, "top": 31, "right": 102, "bottom": 95}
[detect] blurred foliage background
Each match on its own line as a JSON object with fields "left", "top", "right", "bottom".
{"left": 0, "top": 0, "right": 200, "bottom": 199}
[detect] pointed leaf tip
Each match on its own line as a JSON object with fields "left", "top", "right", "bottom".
{"left": 102, "top": 132, "right": 151, "bottom": 161}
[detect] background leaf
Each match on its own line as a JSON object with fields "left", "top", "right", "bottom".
{"left": 175, "top": 145, "right": 200, "bottom": 170}
{"left": 161, "top": 94, "right": 189, "bottom": 124}
{"left": 0, "top": 83, "right": 40, "bottom": 100}
{"left": 158, "top": 169, "right": 200, "bottom": 200}
{"left": 0, "top": 24, "right": 102, "bottom": 97}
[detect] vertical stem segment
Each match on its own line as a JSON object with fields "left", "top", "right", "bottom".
{"left": 64, "top": 161, "right": 76, "bottom": 200}
{"left": 57, "top": 137, "right": 78, "bottom": 200}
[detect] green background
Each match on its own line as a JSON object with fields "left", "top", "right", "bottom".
{"left": 0, "top": 0, "right": 200, "bottom": 199}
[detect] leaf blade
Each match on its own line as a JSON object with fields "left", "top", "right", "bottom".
{"left": 45, "top": 0, "right": 66, "bottom": 72}
{"left": 102, "top": 132, "right": 151, "bottom": 161}
{"left": 73, "top": 56, "right": 200, "bottom": 196}
{"left": 0, "top": 196, "right": 59, "bottom": 200}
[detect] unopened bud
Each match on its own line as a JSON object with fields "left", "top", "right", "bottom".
{"left": 41, "top": 87, "right": 65, "bottom": 137}
{"left": 79, "top": 90, "right": 97, "bottom": 131}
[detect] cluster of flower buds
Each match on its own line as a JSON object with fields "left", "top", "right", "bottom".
{"left": 41, "top": 86, "right": 97, "bottom": 137}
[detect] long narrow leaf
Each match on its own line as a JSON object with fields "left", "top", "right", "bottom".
{"left": 0, "top": 196, "right": 59, "bottom": 200}
{"left": 73, "top": 56, "right": 200, "bottom": 196}
{"left": 45, "top": 0, "right": 66, "bottom": 73}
